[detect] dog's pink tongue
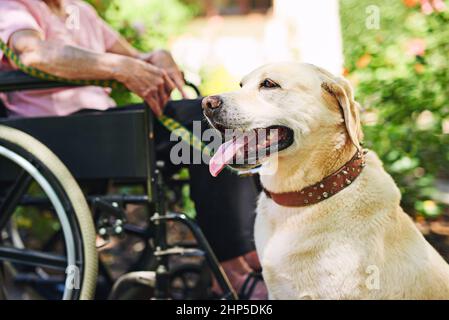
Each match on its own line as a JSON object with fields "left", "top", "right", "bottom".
{"left": 209, "top": 136, "right": 246, "bottom": 177}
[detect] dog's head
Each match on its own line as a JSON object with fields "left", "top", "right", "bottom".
{"left": 202, "top": 62, "right": 363, "bottom": 176}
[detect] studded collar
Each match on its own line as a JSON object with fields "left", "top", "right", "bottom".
{"left": 263, "top": 150, "right": 367, "bottom": 207}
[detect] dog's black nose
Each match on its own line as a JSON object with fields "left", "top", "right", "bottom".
{"left": 202, "top": 95, "right": 223, "bottom": 114}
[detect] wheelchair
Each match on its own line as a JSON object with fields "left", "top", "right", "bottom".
{"left": 0, "top": 70, "right": 239, "bottom": 300}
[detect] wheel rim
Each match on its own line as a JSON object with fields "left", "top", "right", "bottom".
{"left": 0, "top": 145, "right": 78, "bottom": 300}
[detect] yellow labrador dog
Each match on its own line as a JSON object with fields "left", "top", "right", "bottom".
{"left": 202, "top": 62, "right": 449, "bottom": 299}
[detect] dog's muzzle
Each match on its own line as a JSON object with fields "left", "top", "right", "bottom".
{"left": 202, "top": 95, "right": 294, "bottom": 177}
{"left": 202, "top": 95, "right": 223, "bottom": 119}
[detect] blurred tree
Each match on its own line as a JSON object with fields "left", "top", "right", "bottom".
{"left": 86, "top": 0, "right": 198, "bottom": 105}
{"left": 87, "top": 0, "right": 198, "bottom": 50}
{"left": 341, "top": 0, "right": 449, "bottom": 217}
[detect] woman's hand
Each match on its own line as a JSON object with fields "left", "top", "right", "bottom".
{"left": 114, "top": 56, "right": 176, "bottom": 116}
{"left": 139, "top": 50, "right": 187, "bottom": 98}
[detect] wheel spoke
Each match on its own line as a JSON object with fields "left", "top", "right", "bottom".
{"left": 0, "top": 170, "right": 33, "bottom": 231}
{"left": 0, "top": 246, "right": 67, "bottom": 271}
{"left": 14, "top": 273, "right": 65, "bottom": 285}
{"left": 0, "top": 263, "right": 7, "bottom": 299}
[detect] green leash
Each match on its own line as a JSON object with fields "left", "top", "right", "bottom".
{"left": 0, "top": 39, "right": 211, "bottom": 157}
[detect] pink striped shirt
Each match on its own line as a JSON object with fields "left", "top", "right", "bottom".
{"left": 0, "top": 0, "right": 119, "bottom": 117}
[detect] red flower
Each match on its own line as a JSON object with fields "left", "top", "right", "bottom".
{"left": 356, "top": 54, "right": 372, "bottom": 69}
{"left": 403, "top": 0, "right": 419, "bottom": 7}
{"left": 432, "top": 0, "right": 447, "bottom": 12}
{"left": 414, "top": 63, "right": 425, "bottom": 74}
{"left": 419, "top": 0, "right": 447, "bottom": 14}
{"left": 406, "top": 38, "right": 426, "bottom": 56}
{"left": 403, "top": 0, "right": 447, "bottom": 13}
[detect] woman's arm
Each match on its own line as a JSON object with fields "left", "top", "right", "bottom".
{"left": 107, "top": 37, "right": 186, "bottom": 97}
{"left": 8, "top": 29, "right": 175, "bottom": 115}
{"left": 11, "top": 29, "right": 128, "bottom": 80}
{"left": 106, "top": 36, "right": 141, "bottom": 59}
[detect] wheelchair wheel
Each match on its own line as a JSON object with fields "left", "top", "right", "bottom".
{"left": 0, "top": 125, "right": 97, "bottom": 300}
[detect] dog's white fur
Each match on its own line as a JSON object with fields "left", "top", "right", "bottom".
{"left": 216, "top": 62, "right": 449, "bottom": 299}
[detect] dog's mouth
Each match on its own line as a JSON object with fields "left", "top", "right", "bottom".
{"left": 209, "top": 124, "right": 294, "bottom": 177}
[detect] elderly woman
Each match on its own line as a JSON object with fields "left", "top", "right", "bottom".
{"left": 0, "top": 0, "right": 266, "bottom": 298}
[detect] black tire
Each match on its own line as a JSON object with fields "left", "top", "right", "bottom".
{"left": 0, "top": 125, "right": 97, "bottom": 300}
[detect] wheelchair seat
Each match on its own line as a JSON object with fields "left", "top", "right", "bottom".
{"left": 0, "top": 109, "right": 150, "bottom": 181}
{"left": 0, "top": 71, "right": 152, "bottom": 183}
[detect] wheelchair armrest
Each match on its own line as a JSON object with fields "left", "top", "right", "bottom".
{"left": 0, "top": 70, "right": 78, "bottom": 93}
{"left": 0, "top": 70, "right": 202, "bottom": 96}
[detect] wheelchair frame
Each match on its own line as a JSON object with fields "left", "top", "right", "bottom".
{"left": 0, "top": 70, "right": 237, "bottom": 300}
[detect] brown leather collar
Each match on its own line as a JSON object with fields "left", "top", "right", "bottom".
{"left": 263, "top": 150, "right": 367, "bottom": 207}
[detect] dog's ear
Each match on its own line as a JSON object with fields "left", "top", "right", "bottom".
{"left": 321, "top": 78, "right": 363, "bottom": 151}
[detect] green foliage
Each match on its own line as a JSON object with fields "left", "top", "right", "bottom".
{"left": 86, "top": 0, "right": 197, "bottom": 105}
{"left": 102, "top": 0, "right": 195, "bottom": 51}
{"left": 340, "top": 0, "right": 449, "bottom": 215}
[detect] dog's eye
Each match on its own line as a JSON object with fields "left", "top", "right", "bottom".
{"left": 260, "top": 79, "right": 280, "bottom": 89}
